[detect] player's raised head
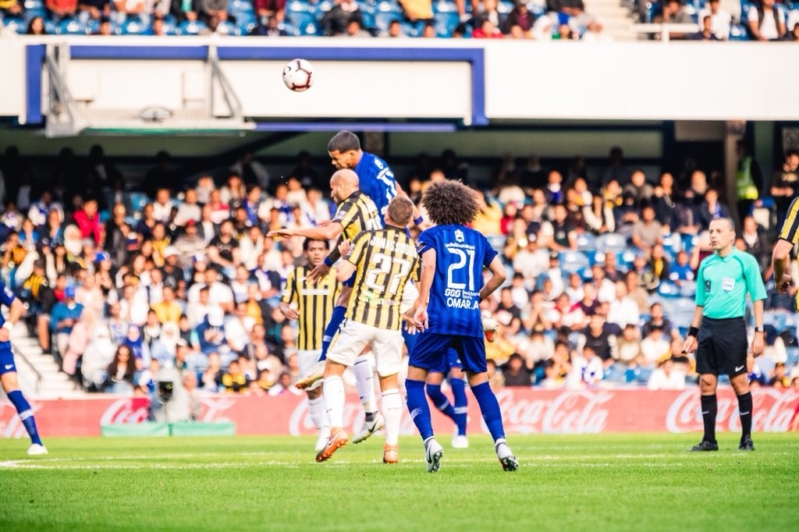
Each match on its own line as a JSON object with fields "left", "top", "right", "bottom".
{"left": 385, "top": 196, "right": 414, "bottom": 227}
{"left": 422, "top": 180, "right": 479, "bottom": 226}
{"left": 328, "top": 131, "right": 361, "bottom": 169}
{"left": 329, "top": 169, "right": 360, "bottom": 203}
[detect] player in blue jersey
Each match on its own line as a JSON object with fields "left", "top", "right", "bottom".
{"left": 406, "top": 180, "right": 518, "bottom": 473}
{"left": 0, "top": 282, "right": 47, "bottom": 455}
{"left": 297, "top": 132, "right": 423, "bottom": 444}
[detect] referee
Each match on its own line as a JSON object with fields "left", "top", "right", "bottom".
{"left": 682, "top": 218, "right": 766, "bottom": 452}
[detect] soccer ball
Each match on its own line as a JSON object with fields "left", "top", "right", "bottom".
{"left": 283, "top": 59, "right": 314, "bottom": 92}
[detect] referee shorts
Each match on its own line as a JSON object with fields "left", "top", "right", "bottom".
{"left": 695, "top": 317, "right": 748, "bottom": 377}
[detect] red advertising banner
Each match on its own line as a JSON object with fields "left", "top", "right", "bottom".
{"left": 2, "top": 389, "right": 798, "bottom": 439}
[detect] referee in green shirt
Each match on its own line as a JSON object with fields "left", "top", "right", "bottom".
{"left": 682, "top": 218, "right": 766, "bottom": 452}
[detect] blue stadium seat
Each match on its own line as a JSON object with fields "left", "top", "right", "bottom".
{"left": 287, "top": 0, "right": 315, "bottom": 13}
{"left": 680, "top": 234, "right": 698, "bottom": 253}
{"left": 374, "top": 11, "right": 401, "bottom": 32}
{"left": 559, "top": 251, "right": 590, "bottom": 273}
{"left": 576, "top": 232, "right": 597, "bottom": 253}
{"left": 434, "top": 12, "right": 458, "bottom": 36}
{"left": 361, "top": 11, "right": 375, "bottom": 29}
{"left": 1, "top": 17, "right": 26, "bottom": 34}
{"left": 177, "top": 20, "right": 208, "bottom": 35}
{"left": 786, "top": 347, "right": 799, "bottom": 367}
{"left": 23, "top": 7, "right": 46, "bottom": 21}
{"left": 597, "top": 233, "right": 627, "bottom": 254}
{"left": 23, "top": 0, "right": 44, "bottom": 9}
{"left": 58, "top": 18, "right": 90, "bottom": 35}
{"left": 229, "top": 0, "right": 255, "bottom": 15}
{"left": 678, "top": 280, "right": 697, "bottom": 299}
{"left": 729, "top": 23, "right": 750, "bottom": 41}
{"left": 288, "top": 12, "right": 320, "bottom": 35}
{"left": 432, "top": 0, "right": 458, "bottom": 13}
{"left": 401, "top": 20, "right": 422, "bottom": 36}
{"left": 497, "top": 0, "right": 514, "bottom": 14}
{"left": 657, "top": 281, "right": 681, "bottom": 298}
{"left": 120, "top": 18, "right": 147, "bottom": 35}
{"left": 661, "top": 232, "right": 682, "bottom": 256}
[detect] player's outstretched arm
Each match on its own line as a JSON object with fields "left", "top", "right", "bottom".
{"left": 268, "top": 222, "right": 343, "bottom": 242}
{"left": 479, "top": 256, "right": 506, "bottom": 302}
{"left": 773, "top": 239, "right": 794, "bottom": 293}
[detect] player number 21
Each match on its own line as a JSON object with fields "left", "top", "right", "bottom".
{"left": 365, "top": 253, "right": 411, "bottom": 294}
{"left": 447, "top": 248, "right": 475, "bottom": 291}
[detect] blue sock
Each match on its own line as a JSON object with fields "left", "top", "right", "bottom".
{"left": 319, "top": 306, "right": 347, "bottom": 362}
{"left": 426, "top": 383, "right": 456, "bottom": 422}
{"left": 471, "top": 381, "right": 505, "bottom": 443}
{"left": 450, "top": 378, "right": 468, "bottom": 436}
{"left": 7, "top": 390, "right": 43, "bottom": 446}
{"left": 406, "top": 379, "right": 434, "bottom": 441}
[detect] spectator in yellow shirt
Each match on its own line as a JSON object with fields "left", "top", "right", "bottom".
{"left": 151, "top": 286, "right": 183, "bottom": 325}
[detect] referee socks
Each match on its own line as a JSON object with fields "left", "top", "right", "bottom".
{"left": 737, "top": 392, "right": 753, "bottom": 439}
{"left": 700, "top": 394, "right": 718, "bottom": 444}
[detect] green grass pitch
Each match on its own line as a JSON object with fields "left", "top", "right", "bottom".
{"left": 1, "top": 433, "right": 797, "bottom": 531}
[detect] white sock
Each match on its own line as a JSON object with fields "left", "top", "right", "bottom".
{"left": 354, "top": 358, "right": 377, "bottom": 416}
{"left": 381, "top": 388, "right": 402, "bottom": 446}
{"left": 308, "top": 396, "right": 329, "bottom": 431}
{"left": 323, "top": 376, "right": 345, "bottom": 429}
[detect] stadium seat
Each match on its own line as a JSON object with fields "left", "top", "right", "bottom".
{"left": 288, "top": 12, "right": 320, "bottom": 35}
{"left": 402, "top": 20, "right": 424, "bottom": 36}
{"left": 374, "top": 11, "right": 401, "bottom": 32}
{"left": 287, "top": 0, "right": 315, "bottom": 12}
{"left": 1, "top": 17, "right": 26, "bottom": 34}
{"left": 576, "top": 233, "right": 597, "bottom": 253}
{"left": 678, "top": 280, "right": 697, "bottom": 299}
{"left": 497, "top": 0, "right": 514, "bottom": 14}
{"left": 177, "top": 20, "right": 208, "bottom": 35}
{"left": 661, "top": 233, "right": 682, "bottom": 256}
{"left": 786, "top": 347, "right": 799, "bottom": 367}
{"left": 559, "top": 251, "right": 590, "bottom": 273}
{"left": 432, "top": 0, "right": 458, "bottom": 13}
{"left": 23, "top": 0, "right": 44, "bottom": 8}
{"left": 657, "top": 281, "right": 681, "bottom": 298}
{"left": 597, "top": 233, "right": 627, "bottom": 254}
{"left": 729, "top": 23, "right": 750, "bottom": 41}
{"left": 229, "top": 0, "right": 255, "bottom": 16}
{"left": 433, "top": 12, "right": 458, "bottom": 37}
{"left": 120, "top": 19, "right": 147, "bottom": 35}
{"left": 58, "top": 18, "right": 90, "bottom": 35}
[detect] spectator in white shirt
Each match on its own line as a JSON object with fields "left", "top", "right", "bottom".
{"left": 607, "top": 280, "right": 640, "bottom": 328}
{"left": 699, "top": 0, "right": 730, "bottom": 40}
{"left": 640, "top": 325, "right": 670, "bottom": 366}
{"left": 569, "top": 346, "right": 604, "bottom": 387}
{"left": 591, "top": 264, "right": 617, "bottom": 303}
{"left": 513, "top": 236, "right": 549, "bottom": 285}
{"left": 188, "top": 268, "right": 234, "bottom": 312}
{"left": 544, "top": 252, "right": 566, "bottom": 298}
{"left": 302, "top": 188, "right": 332, "bottom": 227}
{"left": 152, "top": 188, "right": 174, "bottom": 223}
{"left": 747, "top": 0, "right": 786, "bottom": 41}
{"left": 187, "top": 285, "right": 211, "bottom": 328}
{"left": 647, "top": 358, "right": 686, "bottom": 390}
{"left": 174, "top": 188, "right": 201, "bottom": 227}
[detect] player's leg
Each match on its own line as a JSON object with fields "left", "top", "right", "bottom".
{"left": 448, "top": 351, "right": 469, "bottom": 447}
{"left": 299, "top": 350, "right": 330, "bottom": 452}
{"left": 372, "top": 328, "right": 406, "bottom": 464}
{"left": 691, "top": 322, "right": 720, "bottom": 451}
{"left": 351, "top": 351, "right": 383, "bottom": 444}
{"left": 406, "top": 332, "right": 449, "bottom": 472}
{"left": 460, "top": 337, "right": 518, "bottom": 471}
{"left": 425, "top": 370, "right": 457, "bottom": 423}
{"left": 0, "top": 358, "right": 46, "bottom": 455}
{"left": 318, "top": 284, "right": 353, "bottom": 362}
{"left": 316, "top": 320, "right": 369, "bottom": 462}
{"left": 724, "top": 320, "right": 754, "bottom": 451}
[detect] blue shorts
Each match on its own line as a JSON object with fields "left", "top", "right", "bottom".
{"left": 429, "top": 348, "right": 463, "bottom": 374}
{"left": 410, "top": 332, "right": 485, "bottom": 374}
{"left": 402, "top": 328, "right": 418, "bottom": 353}
{"left": 342, "top": 272, "right": 357, "bottom": 288}
{"left": 0, "top": 347, "right": 17, "bottom": 376}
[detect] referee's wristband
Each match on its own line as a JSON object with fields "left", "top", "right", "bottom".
{"left": 687, "top": 326, "right": 699, "bottom": 338}
{"left": 414, "top": 216, "right": 424, "bottom": 226}
{"left": 323, "top": 256, "right": 334, "bottom": 267}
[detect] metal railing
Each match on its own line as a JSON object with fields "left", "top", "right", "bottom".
{"left": 11, "top": 344, "right": 44, "bottom": 395}
{"left": 630, "top": 23, "right": 701, "bottom": 42}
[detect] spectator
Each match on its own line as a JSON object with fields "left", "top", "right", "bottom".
{"left": 769, "top": 362, "right": 791, "bottom": 388}
{"left": 548, "top": 203, "right": 577, "bottom": 251}
{"left": 78, "top": 0, "right": 111, "bottom": 21}
{"left": 344, "top": 17, "right": 371, "bottom": 37}
{"left": 578, "top": 312, "right": 618, "bottom": 367}
{"left": 112, "top": 0, "right": 150, "bottom": 24}
{"left": 697, "top": 188, "right": 730, "bottom": 230}
{"left": 631, "top": 206, "right": 663, "bottom": 254}
{"left": 740, "top": 216, "right": 770, "bottom": 272}
{"left": 197, "top": 0, "right": 228, "bottom": 24}
{"left": 503, "top": 0, "right": 534, "bottom": 35}
{"left": 26, "top": 16, "right": 49, "bottom": 35}
{"left": 786, "top": 21, "right": 799, "bottom": 41}
{"left": 642, "top": 302, "right": 673, "bottom": 338}
{"left": 584, "top": 194, "right": 615, "bottom": 235}
{"left": 197, "top": 307, "right": 229, "bottom": 357}
{"left": 747, "top": 0, "right": 786, "bottom": 41}
{"left": 173, "top": 223, "right": 206, "bottom": 268}
{"left": 250, "top": 14, "right": 290, "bottom": 36}
{"left": 0, "top": 0, "right": 23, "bottom": 16}
{"left": 641, "top": 325, "right": 670, "bottom": 366}
{"left": 72, "top": 198, "right": 103, "bottom": 247}
{"left": 472, "top": 16, "right": 504, "bottom": 38}
{"left": 103, "top": 345, "right": 137, "bottom": 394}
{"left": 570, "top": 345, "right": 603, "bottom": 387}
{"left": 220, "top": 359, "right": 249, "bottom": 393}
{"left": 513, "top": 235, "right": 549, "bottom": 284}
{"left": 502, "top": 354, "right": 533, "bottom": 387}
{"left": 698, "top": 0, "right": 730, "bottom": 40}
{"left": 647, "top": 358, "right": 686, "bottom": 390}
{"left": 322, "top": 0, "right": 362, "bottom": 36}
{"left": 624, "top": 170, "right": 654, "bottom": 208}
{"left": 693, "top": 15, "right": 721, "bottom": 41}
{"left": 591, "top": 263, "right": 617, "bottom": 303}
{"left": 254, "top": 0, "right": 285, "bottom": 21}
{"left": 47, "top": 0, "right": 79, "bottom": 20}
{"left": 607, "top": 281, "right": 639, "bottom": 328}
{"left": 50, "top": 285, "right": 84, "bottom": 357}
{"left": 656, "top": 0, "right": 693, "bottom": 40}
{"left": 668, "top": 250, "right": 694, "bottom": 284}
{"left": 268, "top": 371, "right": 300, "bottom": 396}
{"left": 616, "top": 324, "right": 643, "bottom": 365}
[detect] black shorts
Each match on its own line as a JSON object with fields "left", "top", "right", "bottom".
{"left": 696, "top": 317, "right": 748, "bottom": 377}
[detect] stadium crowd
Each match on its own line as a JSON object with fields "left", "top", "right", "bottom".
{"left": 3, "top": 0, "right": 797, "bottom": 40}
{"left": 1, "top": 142, "right": 799, "bottom": 398}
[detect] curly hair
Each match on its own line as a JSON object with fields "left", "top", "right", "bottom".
{"left": 422, "top": 180, "right": 479, "bottom": 226}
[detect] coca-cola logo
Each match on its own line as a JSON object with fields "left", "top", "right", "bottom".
{"left": 198, "top": 397, "right": 237, "bottom": 423}
{"left": 0, "top": 401, "right": 44, "bottom": 438}
{"left": 494, "top": 389, "right": 612, "bottom": 434}
{"left": 100, "top": 398, "right": 150, "bottom": 425}
{"left": 666, "top": 389, "right": 799, "bottom": 433}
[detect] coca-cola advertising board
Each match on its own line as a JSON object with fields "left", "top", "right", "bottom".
{"left": 1, "top": 389, "right": 798, "bottom": 438}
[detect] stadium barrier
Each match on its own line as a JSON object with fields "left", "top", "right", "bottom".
{"left": 2, "top": 389, "right": 797, "bottom": 438}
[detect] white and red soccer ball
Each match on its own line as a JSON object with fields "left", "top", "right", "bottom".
{"left": 283, "top": 58, "right": 314, "bottom": 92}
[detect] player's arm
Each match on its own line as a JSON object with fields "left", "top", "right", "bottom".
{"left": 267, "top": 221, "right": 342, "bottom": 242}
{"left": 479, "top": 256, "right": 506, "bottom": 301}
{"left": 278, "top": 269, "right": 299, "bottom": 320}
{"left": 412, "top": 248, "right": 436, "bottom": 330}
{"left": 746, "top": 255, "right": 767, "bottom": 357}
{"left": 335, "top": 236, "right": 362, "bottom": 282}
{"left": 0, "top": 296, "right": 23, "bottom": 342}
{"left": 682, "top": 263, "right": 705, "bottom": 354}
{"left": 773, "top": 198, "right": 799, "bottom": 292}
{"left": 394, "top": 182, "right": 426, "bottom": 227}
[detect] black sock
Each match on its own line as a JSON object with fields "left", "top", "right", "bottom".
{"left": 700, "top": 394, "right": 717, "bottom": 443}
{"left": 737, "top": 392, "right": 753, "bottom": 439}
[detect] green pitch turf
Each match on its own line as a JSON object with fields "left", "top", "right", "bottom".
{"left": 1, "top": 433, "right": 797, "bottom": 531}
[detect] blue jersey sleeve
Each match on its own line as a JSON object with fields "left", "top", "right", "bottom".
{"left": 0, "top": 283, "right": 15, "bottom": 307}
{"left": 355, "top": 153, "right": 397, "bottom": 216}
{"left": 481, "top": 236, "right": 498, "bottom": 267}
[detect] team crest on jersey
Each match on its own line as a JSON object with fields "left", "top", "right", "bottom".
{"left": 455, "top": 230, "right": 465, "bottom": 243}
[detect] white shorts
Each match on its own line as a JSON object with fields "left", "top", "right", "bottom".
{"left": 401, "top": 279, "right": 418, "bottom": 314}
{"left": 327, "top": 320, "right": 403, "bottom": 377}
{"left": 297, "top": 349, "right": 322, "bottom": 378}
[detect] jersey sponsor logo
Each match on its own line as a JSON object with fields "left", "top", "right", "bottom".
{"left": 454, "top": 229, "right": 464, "bottom": 243}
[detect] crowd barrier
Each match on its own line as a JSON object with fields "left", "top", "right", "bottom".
{"left": 2, "top": 389, "right": 798, "bottom": 438}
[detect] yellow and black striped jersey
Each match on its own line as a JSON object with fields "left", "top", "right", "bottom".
{"left": 779, "top": 197, "right": 799, "bottom": 244}
{"left": 281, "top": 265, "right": 341, "bottom": 351}
{"left": 332, "top": 191, "right": 382, "bottom": 241}
{"left": 345, "top": 227, "right": 419, "bottom": 331}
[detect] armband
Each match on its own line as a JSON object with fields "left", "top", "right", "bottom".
{"left": 687, "top": 326, "right": 699, "bottom": 338}
{"left": 414, "top": 216, "right": 424, "bottom": 226}
{"left": 323, "top": 256, "right": 334, "bottom": 267}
